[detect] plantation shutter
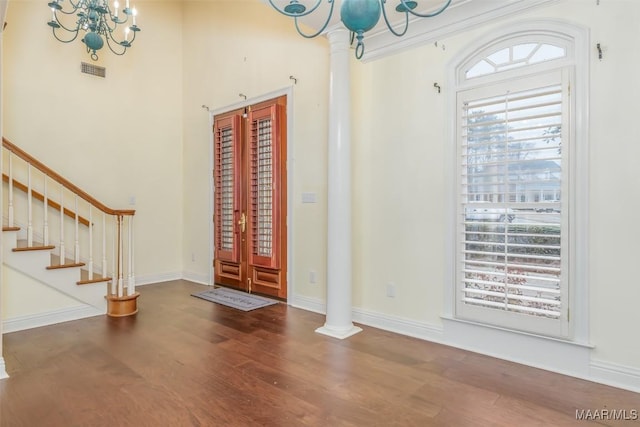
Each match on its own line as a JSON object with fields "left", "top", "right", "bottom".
{"left": 214, "top": 114, "right": 241, "bottom": 263}
{"left": 457, "top": 70, "right": 569, "bottom": 337}
{"left": 247, "top": 104, "right": 283, "bottom": 269}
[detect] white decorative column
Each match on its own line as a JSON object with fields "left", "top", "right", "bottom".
{"left": 315, "top": 27, "right": 362, "bottom": 339}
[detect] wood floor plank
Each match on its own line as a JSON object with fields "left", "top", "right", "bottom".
{"left": 1, "top": 279, "right": 639, "bottom": 426}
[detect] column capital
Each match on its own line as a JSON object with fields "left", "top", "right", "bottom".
{"left": 326, "top": 26, "right": 351, "bottom": 55}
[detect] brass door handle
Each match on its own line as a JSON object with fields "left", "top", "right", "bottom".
{"left": 238, "top": 212, "right": 247, "bottom": 233}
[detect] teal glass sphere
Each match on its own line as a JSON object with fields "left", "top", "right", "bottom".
{"left": 82, "top": 32, "right": 104, "bottom": 51}
{"left": 340, "top": 0, "right": 381, "bottom": 33}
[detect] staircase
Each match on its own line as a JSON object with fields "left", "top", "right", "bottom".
{"left": 3, "top": 227, "right": 109, "bottom": 315}
{"left": 2, "top": 137, "right": 139, "bottom": 326}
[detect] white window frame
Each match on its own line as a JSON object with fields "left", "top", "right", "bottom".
{"left": 445, "top": 21, "right": 590, "bottom": 344}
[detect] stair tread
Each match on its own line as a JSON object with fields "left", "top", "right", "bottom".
{"left": 48, "top": 253, "right": 85, "bottom": 269}
{"left": 2, "top": 226, "right": 20, "bottom": 232}
{"left": 13, "top": 245, "right": 56, "bottom": 252}
{"left": 77, "top": 277, "right": 112, "bottom": 285}
{"left": 14, "top": 239, "right": 55, "bottom": 251}
{"left": 78, "top": 269, "right": 112, "bottom": 285}
{"left": 47, "top": 262, "right": 86, "bottom": 270}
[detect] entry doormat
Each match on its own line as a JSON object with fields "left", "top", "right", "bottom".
{"left": 191, "top": 286, "right": 278, "bottom": 311}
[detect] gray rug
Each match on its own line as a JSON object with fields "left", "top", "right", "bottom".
{"left": 191, "top": 286, "right": 278, "bottom": 311}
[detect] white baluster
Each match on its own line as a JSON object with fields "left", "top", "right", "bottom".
{"left": 112, "top": 215, "right": 117, "bottom": 296}
{"left": 88, "top": 206, "right": 94, "bottom": 280}
{"left": 103, "top": 212, "right": 112, "bottom": 294}
{"left": 118, "top": 215, "right": 124, "bottom": 298}
{"left": 27, "top": 164, "right": 33, "bottom": 246}
{"left": 43, "top": 178, "right": 49, "bottom": 246}
{"left": 74, "top": 195, "right": 79, "bottom": 264}
{"left": 59, "top": 185, "right": 65, "bottom": 265}
{"left": 8, "top": 153, "right": 14, "bottom": 227}
{"left": 128, "top": 215, "right": 135, "bottom": 295}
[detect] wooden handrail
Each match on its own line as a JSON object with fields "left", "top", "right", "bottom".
{"left": 2, "top": 174, "right": 91, "bottom": 226}
{"left": 2, "top": 137, "right": 135, "bottom": 217}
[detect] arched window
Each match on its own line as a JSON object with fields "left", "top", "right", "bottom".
{"left": 465, "top": 42, "right": 566, "bottom": 79}
{"left": 451, "top": 23, "right": 587, "bottom": 340}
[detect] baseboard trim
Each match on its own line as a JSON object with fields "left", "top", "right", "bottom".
{"left": 134, "top": 272, "right": 182, "bottom": 286}
{"left": 290, "top": 293, "right": 640, "bottom": 393}
{"left": 352, "top": 306, "right": 444, "bottom": 342}
{"left": 0, "top": 357, "right": 8, "bottom": 379}
{"left": 288, "top": 294, "right": 325, "bottom": 314}
{"left": 181, "top": 271, "right": 211, "bottom": 286}
{"left": 289, "top": 294, "right": 444, "bottom": 341}
{"left": 2, "top": 305, "right": 103, "bottom": 334}
{"left": 590, "top": 359, "right": 640, "bottom": 393}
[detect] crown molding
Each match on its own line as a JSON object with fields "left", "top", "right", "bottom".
{"left": 361, "top": 0, "right": 561, "bottom": 62}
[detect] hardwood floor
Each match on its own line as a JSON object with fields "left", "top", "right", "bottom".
{"left": 1, "top": 280, "right": 638, "bottom": 426}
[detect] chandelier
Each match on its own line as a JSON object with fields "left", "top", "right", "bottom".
{"left": 47, "top": 0, "right": 141, "bottom": 61}
{"left": 268, "top": 0, "right": 451, "bottom": 59}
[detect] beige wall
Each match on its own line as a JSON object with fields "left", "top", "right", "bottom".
{"left": 1, "top": 1, "right": 330, "bottom": 321}
{"left": 180, "top": 0, "right": 330, "bottom": 299}
{"left": 351, "top": 0, "right": 640, "bottom": 370}
{"left": 2, "top": 0, "right": 184, "bottom": 281}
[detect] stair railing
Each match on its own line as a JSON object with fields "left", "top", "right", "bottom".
{"left": 2, "top": 137, "right": 137, "bottom": 309}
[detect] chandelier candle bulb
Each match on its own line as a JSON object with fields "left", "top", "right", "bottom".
{"left": 132, "top": 8, "right": 137, "bottom": 25}
{"left": 114, "top": 1, "right": 119, "bottom": 16}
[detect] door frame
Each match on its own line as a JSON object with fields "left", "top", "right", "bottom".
{"left": 208, "top": 86, "right": 294, "bottom": 303}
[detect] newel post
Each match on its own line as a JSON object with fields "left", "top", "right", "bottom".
{"left": 106, "top": 213, "right": 139, "bottom": 317}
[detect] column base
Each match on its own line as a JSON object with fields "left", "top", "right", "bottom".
{"left": 106, "top": 292, "right": 140, "bottom": 317}
{"left": 315, "top": 324, "right": 363, "bottom": 340}
{"left": 0, "top": 357, "right": 9, "bottom": 379}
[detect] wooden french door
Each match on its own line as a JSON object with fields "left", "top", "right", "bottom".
{"left": 213, "top": 96, "right": 287, "bottom": 299}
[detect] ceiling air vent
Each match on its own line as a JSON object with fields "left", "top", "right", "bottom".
{"left": 80, "top": 62, "right": 106, "bottom": 78}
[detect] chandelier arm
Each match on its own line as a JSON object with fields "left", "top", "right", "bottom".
{"left": 292, "top": 0, "right": 335, "bottom": 39}
{"left": 67, "top": 0, "right": 84, "bottom": 10}
{"left": 267, "top": 0, "right": 328, "bottom": 18}
{"left": 380, "top": 1, "right": 410, "bottom": 37}
{"left": 108, "top": 24, "right": 139, "bottom": 48}
{"left": 55, "top": 8, "right": 84, "bottom": 16}
{"left": 127, "top": 27, "right": 139, "bottom": 44}
{"left": 400, "top": 0, "right": 451, "bottom": 18}
{"left": 50, "top": 27, "right": 81, "bottom": 44}
{"left": 104, "top": 33, "right": 127, "bottom": 55}
{"left": 51, "top": 16, "right": 85, "bottom": 34}
{"left": 95, "top": 4, "right": 120, "bottom": 32}
{"left": 111, "top": 14, "right": 131, "bottom": 25}
{"left": 48, "top": 0, "right": 84, "bottom": 15}
{"left": 101, "top": 15, "right": 119, "bottom": 32}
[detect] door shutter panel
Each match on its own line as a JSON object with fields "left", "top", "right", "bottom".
{"left": 247, "top": 104, "right": 283, "bottom": 269}
{"left": 214, "top": 114, "right": 241, "bottom": 263}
